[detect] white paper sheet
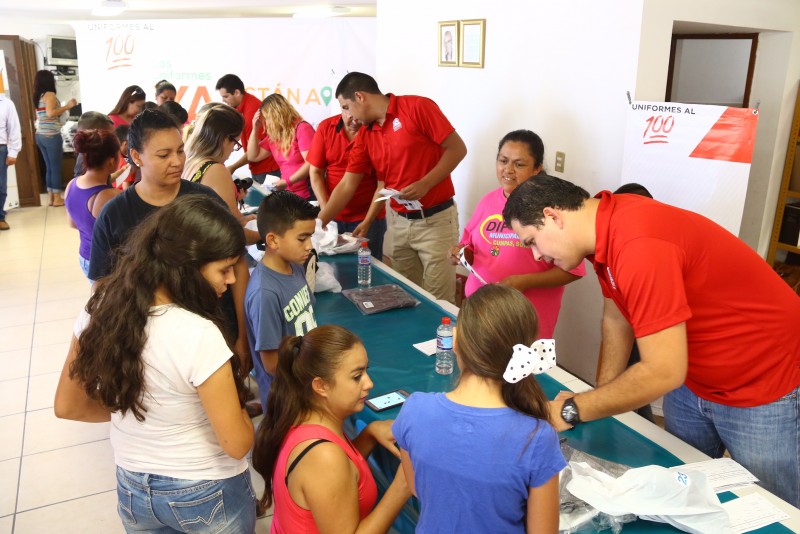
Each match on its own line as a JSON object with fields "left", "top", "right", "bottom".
{"left": 413, "top": 339, "right": 438, "bottom": 356}
{"left": 722, "top": 493, "right": 790, "bottom": 533}
{"left": 671, "top": 458, "right": 759, "bottom": 493}
{"left": 374, "top": 187, "right": 422, "bottom": 211}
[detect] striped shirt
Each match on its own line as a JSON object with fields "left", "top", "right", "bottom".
{"left": 36, "top": 95, "right": 61, "bottom": 136}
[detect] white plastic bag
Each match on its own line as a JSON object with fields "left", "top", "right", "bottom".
{"left": 566, "top": 462, "right": 732, "bottom": 534}
{"left": 314, "top": 262, "right": 341, "bottom": 293}
{"left": 245, "top": 220, "right": 341, "bottom": 293}
{"left": 311, "top": 218, "right": 361, "bottom": 255}
{"left": 311, "top": 218, "right": 338, "bottom": 253}
{"left": 244, "top": 220, "right": 264, "bottom": 263}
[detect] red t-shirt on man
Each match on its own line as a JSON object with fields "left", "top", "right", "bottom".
{"left": 346, "top": 94, "right": 455, "bottom": 213}
{"left": 306, "top": 114, "right": 384, "bottom": 223}
{"left": 237, "top": 92, "right": 278, "bottom": 175}
{"left": 589, "top": 191, "right": 800, "bottom": 407}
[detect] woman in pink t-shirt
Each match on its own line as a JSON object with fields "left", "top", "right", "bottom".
{"left": 246, "top": 93, "right": 315, "bottom": 199}
{"left": 448, "top": 130, "right": 585, "bottom": 339}
{"left": 252, "top": 325, "right": 411, "bottom": 533}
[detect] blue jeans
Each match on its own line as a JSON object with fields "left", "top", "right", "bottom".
{"left": 663, "top": 384, "right": 799, "bottom": 506}
{"left": 115, "top": 467, "right": 257, "bottom": 533}
{"left": 79, "top": 255, "right": 91, "bottom": 280}
{"left": 0, "top": 145, "right": 7, "bottom": 220}
{"left": 36, "top": 133, "right": 64, "bottom": 193}
{"left": 338, "top": 217, "right": 387, "bottom": 261}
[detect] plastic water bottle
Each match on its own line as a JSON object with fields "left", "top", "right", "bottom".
{"left": 435, "top": 317, "right": 455, "bottom": 375}
{"left": 357, "top": 242, "right": 372, "bottom": 288}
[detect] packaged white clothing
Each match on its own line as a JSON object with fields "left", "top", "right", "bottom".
{"left": 311, "top": 218, "right": 362, "bottom": 255}
{"left": 566, "top": 462, "right": 732, "bottom": 534}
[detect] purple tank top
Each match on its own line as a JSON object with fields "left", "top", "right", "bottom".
{"left": 65, "top": 182, "right": 112, "bottom": 260}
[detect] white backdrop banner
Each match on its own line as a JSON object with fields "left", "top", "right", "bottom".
{"left": 71, "top": 18, "right": 376, "bottom": 127}
{"left": 621, "top": 101, "right": 758, "bottom": 235}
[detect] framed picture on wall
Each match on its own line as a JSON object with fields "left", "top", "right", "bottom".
{"left": 438, "top": 21, "right": 458, "bottom": 66}
{"left": 459, "top": 19, "right": 486, "bottom": 68}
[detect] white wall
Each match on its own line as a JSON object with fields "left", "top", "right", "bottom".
{"left": 375, "top": 0, "right": 800, "bottom": 385}
{"left": 376, "top": 0, "right": 645, "bottom": 383}
{"left": 636, "top": 0, "right": 800, "bottom": 253}
{"left": 0, "top": 20, "right": 75, "bottom": 67}
{"left": 0, "top": 20, "right": 75, "bottom": 210}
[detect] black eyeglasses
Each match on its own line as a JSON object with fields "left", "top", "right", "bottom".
{"left": 229, "top": 136, "right": 242, "bottom": 151}
{"left": 130, "top": 87, "right": 145, "bottom": 97}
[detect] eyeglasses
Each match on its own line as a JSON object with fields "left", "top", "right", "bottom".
{"left": 229, "top": 136, "right": 242, "bottom": 151}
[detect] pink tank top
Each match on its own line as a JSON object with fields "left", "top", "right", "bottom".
{"left": 271, "top": 424, "right": 378, "bottom": 533}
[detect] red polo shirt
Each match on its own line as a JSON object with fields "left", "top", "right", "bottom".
{"left": 307, "top": 115, "right": 383, "bottom": 223}
{"left": 589, "top": 191, "right": 800, "bottom": 407}
{"left": 237, "top": 92, "right": 278, "bottom": 175}
{"left": 346, "top": 94, "right": 455, "bottom": 213}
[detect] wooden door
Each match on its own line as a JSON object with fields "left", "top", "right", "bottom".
{"left": 0, "top": 35, "right": 42, "bottom": 207}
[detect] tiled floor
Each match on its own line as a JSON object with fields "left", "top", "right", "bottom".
{"left": 0, "top": 201, "right": 272, "bottom": 533}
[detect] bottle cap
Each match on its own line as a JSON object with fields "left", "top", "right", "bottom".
{"left": 441, "top": 317, "right": 451, "bottom": 325}
{"left": 360, "top": 242, "right": 368, "bottom": 248}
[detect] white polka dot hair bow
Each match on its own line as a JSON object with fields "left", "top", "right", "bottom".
{"left": 503, "top": 339, "right": 557, "bottom": 383}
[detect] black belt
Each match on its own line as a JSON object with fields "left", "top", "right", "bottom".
{"left": 396, "top": 198, "right": 454, "bottom": 220}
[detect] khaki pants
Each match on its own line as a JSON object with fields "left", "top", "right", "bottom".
{"left": 388, "top": 204, "right": 458, "bottom": 304}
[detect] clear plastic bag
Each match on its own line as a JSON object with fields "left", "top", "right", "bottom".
{"left": 341, "top": 284, "right": 420, "bottom": 315}
{"left": 560, "top": 439, "right": 732, "bottom": 534}
{"left": 559, "top": 442, "right": 637, "bottom": 533}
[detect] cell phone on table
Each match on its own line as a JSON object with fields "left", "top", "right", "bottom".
{"left": 366, "top": 389, "right": 410, "bottom": 412}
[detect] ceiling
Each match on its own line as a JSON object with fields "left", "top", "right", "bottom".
{"left": 0, "top": 0, "right": 376, "bottom": 22}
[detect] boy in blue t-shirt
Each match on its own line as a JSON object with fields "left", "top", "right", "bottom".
{"left": 244, "top": 191, "right": 319, "bottom": 410}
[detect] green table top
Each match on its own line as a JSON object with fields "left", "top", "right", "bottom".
{"left": 315, "top": 255, "right": 789, "bottom": 534}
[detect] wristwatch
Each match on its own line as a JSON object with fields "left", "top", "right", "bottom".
{"left": 561, "top": 397, "right": 582, "bottom": 426}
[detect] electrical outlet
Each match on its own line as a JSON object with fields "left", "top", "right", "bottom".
{"left": 555, "top": 151, "right": 566, "bottom": 173}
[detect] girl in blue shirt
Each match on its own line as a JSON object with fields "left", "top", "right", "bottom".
{"left": 393, "top": 284, "right": 565, "bottom": 533}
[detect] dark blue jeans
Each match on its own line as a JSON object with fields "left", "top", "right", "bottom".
{"left": 116, "top": 467, "right": 257, "bottom": 533}
{"left": 337, "top": 217, "right": 387, "bottom": 261}
{"left": 0, "top": 145, "right": 7, "bottom": 220}
{"left": 36, "top": 133, "right": 64, "bottom": 193}
{"left": 664, "top": 384, "right": 799, "bottom": 506}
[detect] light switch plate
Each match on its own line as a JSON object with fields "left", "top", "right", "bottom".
{"left": 555, "top": 151, "right": 565, "bottom": 173}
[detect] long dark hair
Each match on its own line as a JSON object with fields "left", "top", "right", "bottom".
{"left": 70, "top": 195, "right": 247, "bottom": 421}
{"left": 109, "top": 85, "right": 146, "bottom": 117}
{"left": 456, "top": 284, "right": 550, "bottom": 422}
{"left": 33, "top": 70, "right": 56, "bottom": 106}
{"left": 252, "top": 325, "right": 362, "bottom": 510}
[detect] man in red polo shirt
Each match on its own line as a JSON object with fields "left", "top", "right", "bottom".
{"left": 503, "top": 174, "right": 800, "bottom": 507}
{"left": 318, "top": 72, "right": 467, "bottom": 303}
{"left": 307, "top": 110, "right": 386, "bottom": 260}
{"left": 215, "top": 74, "right": 279, "bottom": 183}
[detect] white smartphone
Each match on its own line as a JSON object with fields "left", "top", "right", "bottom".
{"left": 365, "top": 389, "right": 410, "bottom": 412}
